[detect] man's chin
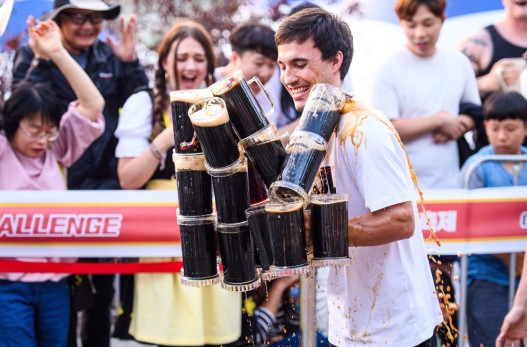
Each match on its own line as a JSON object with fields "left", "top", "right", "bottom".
{"left": 293, "top": 100, "right": 306, "bottom": 113}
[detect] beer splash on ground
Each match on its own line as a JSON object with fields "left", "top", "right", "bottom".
{"left": 338, "top": 97, "right": 460, "bottom": 344}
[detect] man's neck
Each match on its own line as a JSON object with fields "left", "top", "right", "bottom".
{"left": 497, "top": 15, "right": 527, "bottom": 46}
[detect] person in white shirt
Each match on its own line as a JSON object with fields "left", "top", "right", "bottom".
{"left": 275, "top": 7, "right": 442, "bottom": 347}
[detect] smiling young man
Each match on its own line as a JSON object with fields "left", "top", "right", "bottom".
{"left": 275, "top": 7, "right": 442, "bottom": 347}
{"left": 11, "top": 1, "right": 149, "bottom": 347}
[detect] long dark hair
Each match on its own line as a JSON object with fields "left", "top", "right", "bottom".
{"left": 1, "top": 81, "right": 60, "bottom": 141}
{"left": 151, "top": 20, "right": 216, "bottom": 140}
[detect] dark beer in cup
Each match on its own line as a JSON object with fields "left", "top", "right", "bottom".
{"left": 296, "top": 83, "right": 346, "bottom": 142}
{"left": 217, "top": 221, "right": 260, "bottom": 291}
{"left": 188, "top": 97, "right": 240, "bottom": 168}
{"left": 265, "top": 198, "right": 310, "bottom": 277}
{"left": 210, "top": 70, "right": 270, "bottom": 139}
{"left": 248, "top": 161, "right": 268, "bottom": 205}
{"left": 245, "top": 201, "right": 273, "bottom": 272}
{"left": 173, "top": 152, "right": 213, "bottom": 216}
{"left": 270, "top": 132, "right": 327, "bottom": 202}
{"left": 177, "top": 212, "right": 219, "bottom": 286}
{"left": 207, "top": 157, "right": 250, "bottom": 224}
{"left": 240, "top": 124, "right": 287, "bottom": 188}
{"left": 309, "top": 194, "right": 351, "bottom": 267}
{"left": 170, "top": 89, "right": 213, "bottom": 153}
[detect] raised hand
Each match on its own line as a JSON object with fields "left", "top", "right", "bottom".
{"left": 106, "top": 14, "right": 138, "bottom": 62}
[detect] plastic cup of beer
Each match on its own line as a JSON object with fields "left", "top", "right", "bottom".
{"left": 309, "top": 193, "right": 351, "bottom": 267}
{"left": 206, "top": 156, "right": 250, "bottom": 224}
{"left": 177, "top": 212, "right": 220, "bottom": 287}
{"left": 265, "top": 198, "right": 310, "bottom": 278}
{"left": 209, "top": 69, "right": 272, "bottom": 139}
{"left": 270, "top": 131, "right": 328, "bottom": 203}
{"left": 295, "top": 83, "right": 346, "bottom": 142}
{"left": 170, "top": 88, "right": 212, "bottom": 153}
{"left": 240, "top": 123, "right": 287, "bottom": 188}
{"left": 188, "top": 96, "right": 240, "bottom": 169}
{"left": 173, "top": 152, "right": 213, "bottom": 216}
{"left": 217, "top": 221, "right": 261, "bottom": 292}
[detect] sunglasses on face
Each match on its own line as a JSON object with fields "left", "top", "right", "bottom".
{"left": 61, "top": 12, "right": 104, "bottom": 25}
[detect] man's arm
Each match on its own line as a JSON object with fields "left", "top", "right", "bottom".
{"left": 348, "top": 201, "right": 415, "bottom": 247}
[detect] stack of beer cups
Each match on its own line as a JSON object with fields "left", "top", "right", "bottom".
{"left": 209, "top": 70, "right": 287, "bottom": 190}
{"left": 170, "top": 89, "right": 220, "bottom": 287}
{"left": 188, "top": 96, "right": 260, "bottom": 292}
{"left": 268, "top": 83, "right": 352, "bottom": 272}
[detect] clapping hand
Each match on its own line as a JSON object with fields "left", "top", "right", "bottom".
{"left": 106, "top": 14, "right": 138, "bottom": 62}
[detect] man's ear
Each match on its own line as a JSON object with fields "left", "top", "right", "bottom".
{"left": 332, "top": 51, "right": 343, "bottom": 74}
{"left": 231, "top": 51, "right": 241, "bottom": 68}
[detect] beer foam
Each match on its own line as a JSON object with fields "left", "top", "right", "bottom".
{"left": 170, "top": 88, "right": 213, "bottom": 103}
{"left": 287, "top": 133, "right": 327, "bottom": 153}
{"left": 189, "top": 102, "right": 230, "bottom": 126}
{"left": 265, "top": 199, "right": 303, "bottom": 213}
{"left": 310, "top": 194, "right": 348, "bottom": 205}
{"left": 173, "top": 153, "right": 207, "bottom": 171}
{"left": 210, "top": 70, "right": 244, "bottom": 96}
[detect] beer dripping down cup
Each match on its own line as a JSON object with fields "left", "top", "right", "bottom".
{"left": 177, "top": 211, "right": 220, "bottom": 287}
{"left": 270, "top": 131, "right": 328, "bottom": 203}
{"left": 295, "top": 83, "right": 346, "bottom": 142}
{"left": 172, "top": 152, "right": 213, "bottom": 216}
{"left": 239, "top": 123, "right": 287, "bottom": 188}
{"left": 206, "top": 156, "right": 250, "bottom": 225}
{"left": 188, "top": 96, "right": 241, "bottom": 169}
{"left": 170, "top": 88, "right": 213, "bottom": 154}
{"left": 245, "top": 200, "right": 274, "bottom": 281}
{"left": 209, "top": 69, "right": 274, "bottom": 139}
{"left": 308, "top": 193, "right": 351, "bottom": 268}
{"left": 265, "top": 197, "right": 311, "bottom": 278}
{"left": 269, "top": 83, "right": 346, "bottom": 203}
{"left": 217, "top": 221, "right": 261, "bottom": 292}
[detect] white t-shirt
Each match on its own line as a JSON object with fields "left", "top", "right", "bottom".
{"left": 115, "top": 91, "right": 153, "bottom": 158}
{"left": 370, "top": 46, "right": 481, "bottom": 188}
{"left": 328, "top": 115, "right": 442, "bottom": 347}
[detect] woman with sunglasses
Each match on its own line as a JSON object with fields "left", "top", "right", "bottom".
{"left": 0, "top": 18, "right": 104, "bottom": 347}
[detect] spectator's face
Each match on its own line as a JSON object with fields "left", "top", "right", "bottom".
{"left": 59, "top": 10, "right": 103, "bottom": 55}
{"left": 163, "top": 37, "right": 208, "bottom": 91}
{"left": 399, "top": 4, "right": 444, "bottom": 58}
{"left": 236, "top": 51, "right": 276, "bottom": 94}
{"left": 484, "top": 118, "right": 527, "bottom": 155}
{"left": 278, "top": 38, "right": 342, "bottom": 112}
{"left": 504, "top": 0, "right": 527, "bottom": 20}
{"left": 11, "top": 116, "right": 58, "bottom": 158}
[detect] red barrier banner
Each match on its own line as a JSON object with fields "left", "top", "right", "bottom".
{"left": 0, "top": 190, "right": 181, "bottom": 257}
{"left": 0, "top": 188, "right": 526, "bottom": 258}
{"left": 420, "top": 187, "right": 527, "bottom": 255}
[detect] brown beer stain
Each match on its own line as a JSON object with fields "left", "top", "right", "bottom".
{"left": 337, "top": 97, "right": 460, "bottom": 342}
{"left": 338, "top": 97, "right": 440, "bottom": 247}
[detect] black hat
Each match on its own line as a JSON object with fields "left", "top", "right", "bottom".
{"left": 48, "top": 0, "right": 121, "bottom": 21}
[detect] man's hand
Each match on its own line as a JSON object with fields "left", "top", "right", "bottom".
{"left": 106, "top": 14, "right": 138, "bottom": 62}
{"left": 496, "top": 306, "right": 527, "bottom": 347}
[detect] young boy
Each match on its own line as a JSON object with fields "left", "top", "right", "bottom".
{"left": 461, "top": 90, "right": 527, "bottom": 347}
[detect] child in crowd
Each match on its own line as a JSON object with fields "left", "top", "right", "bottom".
{"left": 0, "top": 18, "right": 104, "bottom": 347}
{"left": 461, "top": 90, "right": 527, "bottom": 347}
